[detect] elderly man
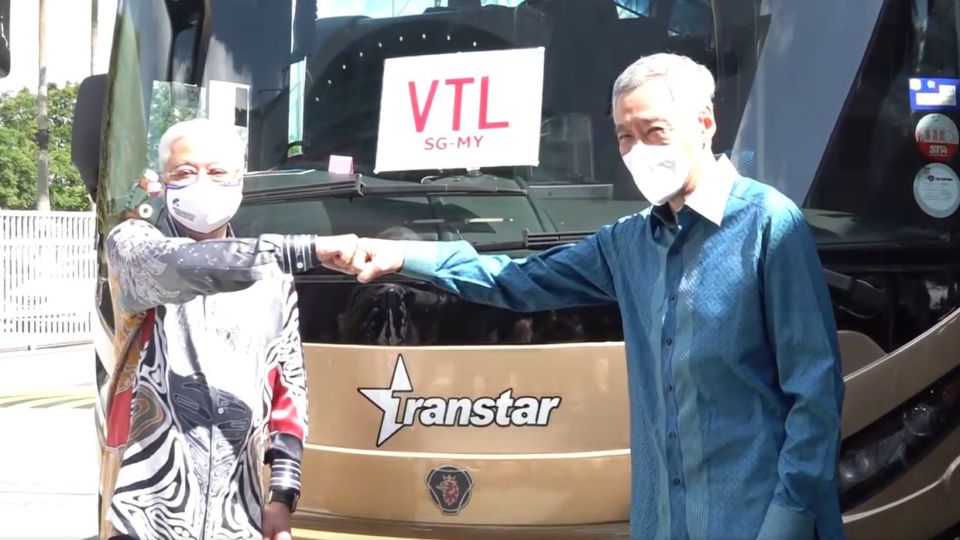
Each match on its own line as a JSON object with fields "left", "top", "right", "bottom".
{"left": 336, "top": 53, "right": 845, "bottom": 540}
{"left": 101, "top": 118, "right": 356, "bottom": 540}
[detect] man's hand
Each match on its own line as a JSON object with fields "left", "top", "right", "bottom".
{"left": 349, "top": 238, "right": 406, "bottom": 283}
{"left": 315, "top": 234, "right": 359, "bottom": 272}
{"left": 262, "top": 501, "right": 292, "bottom": 540}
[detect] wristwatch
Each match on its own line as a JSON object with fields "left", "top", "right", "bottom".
{"left": 268, "top": 487, "right": 300, "bottom": 513}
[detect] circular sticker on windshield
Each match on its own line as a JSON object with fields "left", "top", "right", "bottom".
{"left": 914, "top": 163, "right": 960, "bottom": 218}
{"left": 915, "top": 113, "right": 959, "bottom": 162}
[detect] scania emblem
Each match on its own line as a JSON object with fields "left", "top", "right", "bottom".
{"left": 426, "top": 465, "right": 474, "bottom": 515}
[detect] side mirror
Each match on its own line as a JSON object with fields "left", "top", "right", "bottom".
{"left": 72, "top": 74, "right": 108, "bottom": 200}
{"left": 0, "top": 0, "right": 10, "bottom": 78}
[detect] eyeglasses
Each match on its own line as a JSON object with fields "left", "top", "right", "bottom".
{"left": 163, "top": 165, "right": 243, "bottom": 187}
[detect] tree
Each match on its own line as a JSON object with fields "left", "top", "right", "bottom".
{"left": 0, "top": 84, "right": 89, "bottom": 211}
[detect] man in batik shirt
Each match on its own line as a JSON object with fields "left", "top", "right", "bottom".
{"left": 101, "top": 118, "right": 357, "bottom": 540}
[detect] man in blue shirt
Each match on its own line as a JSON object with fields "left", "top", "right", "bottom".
{"left": 336, "top": 53, "right": 845, "bottom": 540}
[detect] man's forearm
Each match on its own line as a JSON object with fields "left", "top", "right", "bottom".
{"left": 399, "top": 238, "right": 617, "bottom": 312}
{"left": 107, "top": 219, "right": 353, "bottom": 312}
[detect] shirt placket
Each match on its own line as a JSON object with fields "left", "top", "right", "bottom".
{"left": 199, "top": 299, "right": 219, "bottom": 540}
{"left": 660, "top": 217, "right": 690, "bottom": 540}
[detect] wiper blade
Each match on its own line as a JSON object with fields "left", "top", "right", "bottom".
{"left": 242, "top": 179, "right": 360, "bottom": 205}
{"left": 363, "top": 183, "right": 527, "bottom": 197}
{"left": 473, "top": 229, "right": 595, "bottom": 252}
{"left": 242, "top": 176, "right": 526, "bottom": 205}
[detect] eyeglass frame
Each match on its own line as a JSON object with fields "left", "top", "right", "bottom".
{"left": 161, "top": 164, "right": 244, "bottom": 188}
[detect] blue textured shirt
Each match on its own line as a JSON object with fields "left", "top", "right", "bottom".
{"left": 400, "top": 157, "right": 845, "bottom": 540}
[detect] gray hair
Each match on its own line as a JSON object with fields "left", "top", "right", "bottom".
{"left": 612, "top": 53, "right": 716, "bottom": 113}
{"left": 157, "top": 118, "right": 246, "bottom": 171}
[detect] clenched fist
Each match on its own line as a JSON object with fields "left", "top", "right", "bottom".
{"left": 348, "top": 238, "right": 407, "bottom": 283}
{"left": 314, "top": 234, "right": 359, "bottom": 272}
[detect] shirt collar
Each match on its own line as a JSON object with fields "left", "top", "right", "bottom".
{"left": 651, "top": 154, "right": 739, "bottom": 227}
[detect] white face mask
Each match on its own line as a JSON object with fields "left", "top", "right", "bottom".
{"left": 165, "top": 180, "right": 243, "bottom": 234}
{"left": 622, "top": 142, "right": 693, "bottom": 206}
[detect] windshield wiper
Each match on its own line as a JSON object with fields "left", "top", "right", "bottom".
{"left": 473, "top": 229, "right": 594, "bottom": 252}
{"left": 242, "top": 176, "right": 527, "bottom": 205}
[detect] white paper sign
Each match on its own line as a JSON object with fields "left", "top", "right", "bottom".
{"left": 374, "top": 47, "right": 545, "bottom": 173}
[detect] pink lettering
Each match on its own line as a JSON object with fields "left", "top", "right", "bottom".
{"left": 478, "top": 76, "right": 509, "bottom": 129}
{"left": 445, "top": 78, "right": 475, "bottom": 131}
{"left": 409, "top": 80, "right": 439, "bottom": 133}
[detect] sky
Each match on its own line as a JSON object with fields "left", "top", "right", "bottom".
{"left": 0, "top": 0, "right": 118, "bottom": 94}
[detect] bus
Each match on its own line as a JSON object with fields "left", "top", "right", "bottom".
{"left": 68, "top": 0, "right": 960, "bottom": 538}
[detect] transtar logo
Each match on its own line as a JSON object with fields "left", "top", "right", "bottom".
{"left": 358, "top": 355, "right": 562, "bottom": 447}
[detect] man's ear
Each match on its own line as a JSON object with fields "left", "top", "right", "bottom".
{"left": 699, "top": 106, "right": 717, "bottom": 145}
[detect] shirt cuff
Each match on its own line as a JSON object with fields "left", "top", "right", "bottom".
{"left": 757, "top": 502, "right": 815, "bottom": 540}
{"left": 265, "top": 433, "right": 303, "bottom": 493}
{"left": 260, "top": 234, "right": 321, "bottom": 274}
{"left": 399, "top": 241, "right": 443, "bottom": 280}
{"left": 269, "top": 458, "right": 302, "bottom": 492}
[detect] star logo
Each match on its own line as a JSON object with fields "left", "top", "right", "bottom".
{"left": 358, "top": 354, "right": 413, "bottom": 447}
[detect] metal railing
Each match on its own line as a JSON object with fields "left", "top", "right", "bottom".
{"left": 0, "top": 210, "right": 96, "bottom": 351}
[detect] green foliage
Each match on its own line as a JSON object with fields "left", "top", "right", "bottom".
{"left": 0, "top": 84, "right": 90, "bottom": 211}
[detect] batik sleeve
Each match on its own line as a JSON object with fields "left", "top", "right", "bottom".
{"left": 263, "top": 277, "right": 309, "bottom": 494}
{"left": 105, "top": 218, "right": 322, "bottom": 314}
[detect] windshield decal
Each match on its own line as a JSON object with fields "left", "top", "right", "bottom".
{"left": 914, "top": 163, "right": 960, "bottom": 219}
{"left": 374, "top": 47, "right": 545, "bottom": 173}
{"left": 910, "top": 78, "right": 960, "bottom": 112}
{"left": 359, "top": 354, "right": 561, "bottom": 447}
{"left": 208, "top": 80, "right": 250, "bottom": 139}
{"left": 915, "top": 113, "right": 959, "bottom": 163}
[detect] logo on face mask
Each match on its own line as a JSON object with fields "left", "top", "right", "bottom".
{"left": 358, "top": 355, "right": 562, "bottom": 447}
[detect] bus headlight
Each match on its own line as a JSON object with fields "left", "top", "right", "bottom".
{"left": 838, "top": 365, "right": 960, "bottom": 510}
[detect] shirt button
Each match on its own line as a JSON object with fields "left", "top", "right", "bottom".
{"left": 217, "top": 407, "right": 225, "bottom": 414}
{"left": 668, "top": 293, "right": 677, "bottom": 301}
{"left": 666, "top": 384, "right": 674, "bottom": 392}
{"left": 672, "top": 478, "right": 682, "bottom": 487}
{"left": 665, "top": 338, "right": 673, "bottom": 346}
{"left": 668, "top": 432, "right": 677, "bottom": 440}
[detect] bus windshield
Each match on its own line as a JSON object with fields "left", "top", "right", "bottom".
{"left": 107, "top": 0, "right": 960, "bottom": 247}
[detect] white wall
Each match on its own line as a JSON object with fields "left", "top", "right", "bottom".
{"left": 0, "top": 0, "right": 118, "bottom": 94}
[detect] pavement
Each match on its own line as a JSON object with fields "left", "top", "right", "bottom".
{"left": 0, "top": 344, "right": 436, "bottom": 540}
{"left": 0, "top": 344, "right": 99, "bottom": 540}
